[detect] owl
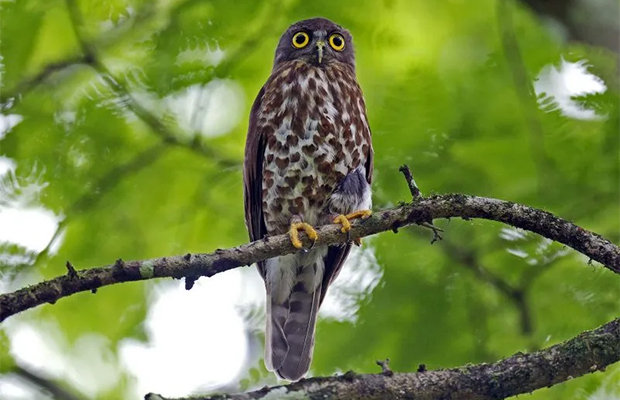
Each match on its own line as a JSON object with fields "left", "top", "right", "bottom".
{"left": 243, "top": 17, "right": 373, "bottom": 381}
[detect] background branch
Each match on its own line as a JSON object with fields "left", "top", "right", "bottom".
{"left": 1, "top": 193, "right": 618, "bottom": 322}
{"left": 0, "top": 55, "right": 88, "bottom": 106}
{"left": 13, "top": 364, "right": 84, "bottom": 400}
{"left": 63, "top": 0, "right": 240, "bottom": 168}
{"left": 32, "top": 143, "right": 168, "bottom": 268}
{"left": 497, "top": 0, "right": 554, "bottom": 192}
{"left": 0, "top": 3, "right": 158, "bottom": 106}
{"left": 146, "top": 317, "right": 620, "bottom": 400}
{"left": 441, "top": 240, "right": 535, "bottom": 336}
{"left": 517, "top": 0, "right": 619, "bottom": 54}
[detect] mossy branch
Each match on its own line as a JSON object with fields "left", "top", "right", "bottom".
{"left": 146, "top": 317, "right": 620, "bottom": 400}
{"left": 1, "top": 193, "right": 618, "bottom": 322}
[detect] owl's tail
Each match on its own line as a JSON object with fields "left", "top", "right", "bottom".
{"left": 265, "top": 268, "right": 322, "bottom": 381}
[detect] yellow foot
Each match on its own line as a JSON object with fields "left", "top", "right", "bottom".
{"left": 333, "top": 209, "right": 373, "bottom": 233}
{"left": 289, "top": 222, "right": 318, "bottom": 249}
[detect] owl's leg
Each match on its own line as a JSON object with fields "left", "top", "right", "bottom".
{"left": 289, "top": 216, "right": 318, "bottom": 249}
{"left": 328, "top": 166, "right": 372, "bottom": 245}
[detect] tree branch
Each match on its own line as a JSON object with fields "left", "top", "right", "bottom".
{"left": 145, "top": 317, "right": 620, "bottom": 400}
{"left": 0, "top": 55, "right": 88, "bottom": 105}
{"left": 1, "top": 194, "right": 618, "bottom": 322}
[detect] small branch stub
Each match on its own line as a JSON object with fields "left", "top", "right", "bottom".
{"left": 185, "top": 276, "right": 197, "bottom": 290}
{"left": 65, "top": 261, "right": 77, "bottom": 279}
{"left": 114, "top": 258, "right": 125, "bottom": 272}
{"left": 420, "top": 221, "right": 444, "bottom": 244}
{"left": 400, "top": 165, "right": 444, "bottom": 243}
{"left": 399, "top": 164, "right": 421, "bottom": 199}
{"left": 376, "top": 358, "right": 394, "bottom": 377}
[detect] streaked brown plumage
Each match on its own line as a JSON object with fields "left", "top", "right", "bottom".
{"left": 243, "top": 17, "right": 373, "bottom": 381}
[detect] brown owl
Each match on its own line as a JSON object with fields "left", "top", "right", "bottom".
{"left": 243, "top": 17, "right": 373, "bottom": 381}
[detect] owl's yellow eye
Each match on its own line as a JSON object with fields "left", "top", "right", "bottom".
{"left": 329, "top": 33, "right": 345, "bottom": 51}
{"left": 292, "top": 32, "right": 310, "bottom": 48}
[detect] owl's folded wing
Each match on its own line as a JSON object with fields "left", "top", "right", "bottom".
{"left": 243, "top": 86, "right": 268, "bottom": 278}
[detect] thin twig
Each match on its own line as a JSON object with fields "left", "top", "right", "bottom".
{"left": 376, "top": 359, "right": 394, "bottom": 377}
{"left": 419, "top": 221, "right": 443, "bottom": 243}
{"left": 399, "top": 164, "right": 421, "bottom": 199}
{"left": 399, "top": 165, "right": 443, "bottom": 243}
{"left": 0, "top": 55, "right": 88, "bottom": 105}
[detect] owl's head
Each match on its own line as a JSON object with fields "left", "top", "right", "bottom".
{"left": 273, "top": 18, "right": 355, "bottom": 69}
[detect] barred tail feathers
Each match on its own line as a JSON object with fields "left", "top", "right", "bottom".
{"left": 264, "top": 290, "right": 289, "bottom": 371}
{"left": 264, "top": 254, "right": 324, "bottom": 381}
{"left": 276, "top": 282, "right": 321, "bottom": 380}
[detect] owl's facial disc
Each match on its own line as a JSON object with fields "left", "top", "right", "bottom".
{"left": 273, "top": 18, "right": 355, "bottom": 70}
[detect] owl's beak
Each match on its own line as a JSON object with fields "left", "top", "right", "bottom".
{"left": 316, "top": 40, "right": 325, "bottom": 64}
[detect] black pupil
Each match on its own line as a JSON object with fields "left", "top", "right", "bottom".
{"left": 333, "top": 36, "right": 342, "bottom": 46}
{"left": 295, "top": 34, "right": 305, "bottom": 44}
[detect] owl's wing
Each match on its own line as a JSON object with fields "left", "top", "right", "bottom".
{"left": 365, "top": 138, "right": 374, "bottom": 185}
{"left": 319, "top": 121, "right": 374, "bottom": 305}
{"left": 244, "top": 86, "right": 268, "bottom": 278}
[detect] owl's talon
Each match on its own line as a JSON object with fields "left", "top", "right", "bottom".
{"left": 333, "top": 209, "right": 372, "bottom": 235}
{"left": 347, "top": 209, "right": 372, "bottom": 220}
{"left": 289, "top": 222, "right": 318, "bottom": 249}
{"left": 333, "top": 215, "right": 352, "bottom": 233}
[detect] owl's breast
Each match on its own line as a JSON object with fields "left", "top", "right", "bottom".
{"left": 258, "top": 61, "right": 371, "bottom": 233}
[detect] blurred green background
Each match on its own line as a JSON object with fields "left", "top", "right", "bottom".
{"left": 0, "top": 0, "right": 618, "bottom": 399}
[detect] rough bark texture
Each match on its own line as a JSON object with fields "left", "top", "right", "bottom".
{"left": 144, "top": 318, "right": 620, "bottom": 400}
{"left": 1, "top": 194, "right": 618, "bottom": 322}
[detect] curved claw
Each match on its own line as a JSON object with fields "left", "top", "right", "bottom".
{"left": 347, "top": 210, "right": 373, "bottom": 220}
{"left": 289, "top": 222, "right": 318, "bottom": 249}
{"left": 333, "top": 214, "right": 352, "bottom": 233}
{"left": 333, "top": 209, "right": 372, "bottom": 233}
